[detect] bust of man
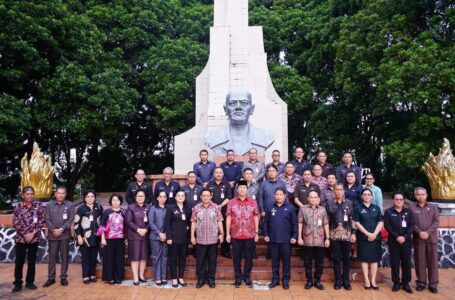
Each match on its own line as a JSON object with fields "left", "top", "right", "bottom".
{"left": 204, "top": 90, "right": 275, "bottom": 156}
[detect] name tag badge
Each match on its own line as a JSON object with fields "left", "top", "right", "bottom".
{"left": 317, "top": 219, "right": 322, "bottom": 226}
{"left": 221, "top": 192, "right": 225, "bottom": 199}
{"left": 343, "top": 214, "right": 348, "bottom": 222}
{"left": 33, "top": 216, "right": 38, "bottom": 224}
{"left": 169, "top": 191, "right": 173, "bottom": 198}
{"left": 193, "top": 194, "right": 198, "bottom": 201}
{"left": 252, "top": 194, "right": 256, "bottom": 199}
{"left": 89, "top": 214, "right": 94, "bottom": 222}
{"left": 255, "top": 167, "right": 259, "bottom": 173}
{"left": 402, "top": 220, "right": 407, "bottom": 227}
{"left": 114, "top": 216, "right": 120, "bottom": 224}
{"left": 144, "top": 215, "right": 148, "bottom": 223}
{"left": 63, "top": 213, "right": 68, "bottom": 220}
{"left": 182, "top": 214, "right": 186, "bottom": 221}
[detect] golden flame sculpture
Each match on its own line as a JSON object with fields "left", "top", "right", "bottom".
{"left": 422, "top": 138, "right": 455, "bottom": 200}
{"left": 20, "top": 142, "right": 55, "bottom": 198}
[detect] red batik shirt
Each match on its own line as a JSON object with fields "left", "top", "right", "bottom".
{"left": 226, "top": 196, "right": 259, "bottom": 240}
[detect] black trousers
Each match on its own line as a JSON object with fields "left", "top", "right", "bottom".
{"left": 169, "top": 243, "right": 187, "bottom": 279}
{"left": 220, "top": 217, "right": 230, "bottom": 255}
{"left": 389, "top": 241, "right": 412, "bottom": 285}
{"left": 303, "top": 246, "right": 324, "bottom": 282}
{"left": 232, "top": 238, "right": 255, "bottom": 281}
{"left": 331, "top": 240, "right": 351, "bottom": 282}
{"left": 102, "top": 239, "right": 124, "bottom": 282}
{"left": 14, "top": 242, "right": 38, "bottom": 285}
{"left": 80, "top": 245, "right": 99, "bottom": 278}
{"left": 195, "top": 243, "right": 217, "bottom": 282}
{"left": 48, "top": 239, "right": 70, "bottom": 280}
{"left": 269, "top": 242, "right": 291, "bottom": 284}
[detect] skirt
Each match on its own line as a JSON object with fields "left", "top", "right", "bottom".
{"left": 357, "top": 239, "right": 382, "bottom": 263}
{"left": 128, "top": 238, "right": 150, "bottom": 261}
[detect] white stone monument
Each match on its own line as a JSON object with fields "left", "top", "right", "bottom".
{"left": 174, "top": 0, "right": 288, "bottom": 173}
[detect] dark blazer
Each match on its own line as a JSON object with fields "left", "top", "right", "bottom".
{"left": 126, "top": 203, "right": 149, "bottom": 241}
{"left": 164, "top": 204, "right": 191, "bottom": 244}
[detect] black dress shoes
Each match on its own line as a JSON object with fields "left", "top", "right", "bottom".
{"left": 429, "top": 287, "right": 438, "bottom": 293}
{"left": 208, "top": 281, "right": 216, "bottom": 288}
{"left": 196, "top": 280, "right": 205, "bottom": 288}
{"left": 25, "top": 283, "right": 37, "bottom": 290}
{"left": 235, "top": 280, "right": 242, "bottom": 288}
{"left": 268, "top": 281, "right": 279, "bottom": 289}
{"left": 60, "top": 279, "right": 68, "bottom": 286}
{"left": 392, "top": 283, "right": 400, "bottom": 291}
{"left": 282, "top": 282, "right": 289, "bottom": 289}
{"left": 334, "top": 280, "right": 341, "bottom": 290}
{"left": 416, "top": 285, "right": 425, "bottom": 291}
{"left": 43, "top": 279, "right": 56, "bottom": 288}
{"left": 11, "top": 284, "right": 22, "bottom": 293}
{"left": 402, "top": 284, "right": 413, "bottom": 293}
{"left": 314, "top": 281, "right": 324, "bottom": 290}
{"left": 244, "top": 278, "right": 253, "bottom": 287}
{"left": 305, "top": 280, "right": 313, "bottom": 289}
{"left": 343, "top": 281, "right": 352, "bottom": 290}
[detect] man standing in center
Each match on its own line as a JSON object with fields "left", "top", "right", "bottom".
{"left": 220, "top": 149, "right": 242, "bottom": 190}
{"left": 193, "top": 149, "right": 216, "bottom": 188}
{"left": 242, "top": 148, "right": 265, "bottom": 184}
{"left": 226, "top": 180, "right": 259, "bottom": 288}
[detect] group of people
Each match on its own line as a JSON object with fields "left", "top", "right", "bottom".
{"left": 11, "top": 147, "right": 439, "bottom": 294}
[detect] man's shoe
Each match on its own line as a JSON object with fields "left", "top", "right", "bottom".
{"left": 60, "top": 279, "right": 68, "bottom": 286}
{"left": 305, "top": 280, "right": 313, "bottom": 289}
{"left": 221, "top": 252, "right": 231, "bottom": 259}
{"left": 282, "top": 282, "right": 289, "bottom": 290}
{"left": 25, "top": 283, "right": 37, "bottom": 290}
{"left": 196, "top": 280, "right": 205, "bottom": 288}
{"left": 392, "top": 283, "right": 401, "bottom": 292}
{"left": 429, "top": 287, "right": 438, "bottom": 294}
{"left": 11, "top": 284, "right": 22, "bottom": 293}
{"left": 268, "top": 281, "right": 279, "bottom": 289}
{"left": 334, "top": 280, "right": 341, "bottom": 290}
{"left": 208, "top": 281, "right": 216, "bottom": 288}
{"left": 43, "top": 279, "right": 55, "bottom": 288}
{"left": 234, "top": 280, "right": 242, "bottom": 288}
{"left": 244, "top": 278, "right": 253, "bottom": 287}
{"left": 314, "top": 281, "right": 324, "bottom": 290}
{"left": 416, "top": 285, "right": 425, "bottom": 291}
{"left": 402, "top": 284, "right": 413, "bottom": 293}
{"left": 343, "top": 281, "right": 352, "bottom": 290}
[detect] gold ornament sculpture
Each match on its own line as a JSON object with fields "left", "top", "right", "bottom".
{"left": 422, "top": 138, "right": 455, "bottom": 200}
{"left": 20, "top": 142, "right": 55, "bottom": 198}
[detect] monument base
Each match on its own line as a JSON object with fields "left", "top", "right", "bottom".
{"left": 432, "top": 201, "right": 455, "bottom": 215}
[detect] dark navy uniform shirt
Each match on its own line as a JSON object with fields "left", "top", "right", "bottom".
{"left": 220, "top": 161, "right": 242, "bottom": 183}
{"left": 292, "top": 159, "right": 311, "bottom": 176}
{"left": 193, "top": 160, "right": 216, "bottom": 186}
{"left": 384, "top": 207, "right": 415, "bottom": 246}
{"left": 181, "top": 183, "right": 202, "bottom": 210}
{"left": 344, "top": 183, "right": 363, "bottom": 206}
{"left": 207, "top": 179, "right": 232, "bottom": 208}
{"left": 353, "top": 203, "right": 383, "bottom": 242}
{"left": 125, "top": 181, "right": 154, "bottom": 205}
{"left": 153, "top": 180, "right": 180, "bottom": 206}
{"left": 263, "top": 202, "right": 297, "bottom": 243}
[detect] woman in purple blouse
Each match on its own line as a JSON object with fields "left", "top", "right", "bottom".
{"left": 98, "top": 194, "right": 126, "bottom": 285}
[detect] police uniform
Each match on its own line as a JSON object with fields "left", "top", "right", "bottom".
{"left": 181, "top": 183, "right": 202, "bottom": 210}
{"left": 263, "top": 202, "right": 297, "bottom": 285}
{"left": 384, "top": 206, "right": 415, "bottom": 287}
{"left": 153, "top": 180, "right": 180, "bottom": 206}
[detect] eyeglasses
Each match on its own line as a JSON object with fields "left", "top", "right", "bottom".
{"left": 394, "top": 198, "right": 404, "bottom": 201}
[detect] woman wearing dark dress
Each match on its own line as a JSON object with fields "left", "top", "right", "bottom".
{"left": 165, "top": 190, "right": 191, "bottom": 287}
{"left": 98, "top": 194, "right": 126, "bottom": 284}
{"left": 353, "top": 188, "right": 383, "bottom": 290}
{"left": 126, "top": 190, "right": 150, "bottom": 285}
{"left": 74, "top": 190, "right": 103, "bottom": 284}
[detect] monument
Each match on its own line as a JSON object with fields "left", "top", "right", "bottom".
{"left": 174, "top": 0, "right": 288, "bottom": 173}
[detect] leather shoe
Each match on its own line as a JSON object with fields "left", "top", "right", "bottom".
{"left": 314, "top": 281, "right": 324, "bottom": 290}
{"left": 392, "top": 283, "right": 400, "bottom": 291}
{"left": 25, "top": 283, "right": 37, "bottom": 290}
{"left": 196, "top": 280, "right": 205, "bottom": 288}
{"left": 282, "top": 282, "right": 289, "bottom": 289}
{"left": 334, "top": 280, "right": 341, "bottom": 290}
{"left": 402, "top": 284, "right": 413, "bottom": 293}
{"left": 416, "top": 285, "right": 425, "bottom": 291}
{"left": 43, "top": 279, "right": 56, "bottom": 288}
{"left": 244, "top": 278, "right": 253, "bottom": 287}
{"left": 234, "top": 280, "right": 242, "bottom": 288}
{"left": 268, "top": 281, "right": 279, "bottom": 289}
{"left": 343, "top": 281, "right": 352, "bottom": 290}
{"left": 305, "top": 280, "right": 313, "bottom": 289}
{"left": 60, "top": 279, "right": 68, "bottom": 286}
{"left": 208, "top": 281, "right": 216, "bottom": 288}
{"left": 11, "top": 284, "right": 22, "bottom": 293}
{"left": 429, "top": 287, "right": 438, "bottom": 294}
{"left": 221, "top": 252, "right": 231, "bottom": 259}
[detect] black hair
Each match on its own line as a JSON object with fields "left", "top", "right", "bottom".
{"left": 274, "top": 187, "right": 287, "bottom": 194}
{"left": 83, "top": 189, "right": 96, "bottom": 201}
{"left": 392, "top": 191, "right": 405, "bottom": 199}
{"left": 22, "top": 186, "right": 35, "bottom": 193}
{"left": 266, "top": 164, "right": 278, "bottom": 172}
{"left": 109, "top": 193, "right": 124, "bottom": 206}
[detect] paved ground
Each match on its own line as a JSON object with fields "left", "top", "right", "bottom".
{"left": 0, "top": 264, "right": 453, "bottom": 300}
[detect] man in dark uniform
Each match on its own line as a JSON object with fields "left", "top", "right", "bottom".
{"left": 181, "top": 171, "right": 202, "bottom": 210}
{"left": 220, "top": 149, "right": 242, "bottom": 190}
{"left": 292, "top": 147, "right": 311, "bottom": 176}
{"left": 207, "top": 167, "right": 232, "bottom": 258}
{"left": 153, "top": 167, "right": 180, "bottom": 205}
{"left": 125, "top": 169, "right": 153, "bottom": 205}
{"left": 294, "top": 169, "right": 321, "bottom": 209}
{"left": 384, "top": 192, "right": 415, "bottom": 294}
{"left": 335, "top": 151, "right": 362, "bottom": 185}
{"left": 193, "top": 149, "right": 216, "bottom": 187}
{"left": 263, "top": 187, "right": 297, "bottom": 290}
{"left": 314, "top": 151, "right": 334, "bottom": 178}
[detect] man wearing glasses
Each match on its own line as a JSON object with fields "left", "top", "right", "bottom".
{"left": 265, "top": 150, "right": 285, "bottom": 177}
{"left": 125, "top": 169, "right": 153, "bottom": 205}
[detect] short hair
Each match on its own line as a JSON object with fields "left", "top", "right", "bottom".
{"left": 109, "top": 193, "right": 124, "bottom": 206}
{"left": 302, "top": 169, "right": 312, "bottom": 175}
{"left": 22, "top": 186, "right": 35, "bottom": 193}
{"left": 187, "top": 171, "right": 196, "bottom": 176}
{"left": 248, "top": 148, "right": 258, "bottom": 154}
{"left": 135, "top": 190, "right": 146, "bottom": 198}
{"left": 334, "top": 182, "right": 344, "bottom": 189}
{"left": 199, "top": 149, "right": 208, "bottom": 155}
{"left": 243, "top": 167, "right": 253, "bottom": 174}
{"left": 200, "top": 188, "right": 212, "bottom": 196}
{"left": 163, "top": 167, "right": 174, "bottom": 174}
{"left": 365, "top": 172, "right": 375, "bottom": 178}
{"left": 226, "top": 90, "right": 252, "bottom": 102}
{"left": 266, "top": 164, "right": 278, "bottom": 172}
{"left": 361, "top": 188, "right": 372, "bottom": 195}
{"left": 135, "top": 169, "right": 145, "bottom": 175}
{"left": 307, "top": 190, "right": 319, "bottom": 198}
{"left": 317, "top": 151, "right": 327, "bottom": 156}
{"left": 414, "top": 187, "right": 427, "bottom": 194}
{"left": 345, "top": 170, "right": 356, "bottom": 179}
{"left": 272, "top": 149, "right": 280, "bottom": 154}
{"left": 213, "top": 167, "right": 223, "bottom": 173}
{"left": 293, "top": 147, "right": 304, "bottom": 153}
{"left": 392, "top": 191, "right": 405, "bottom": 199}
{"left": 274, "top": 187, "right": 287, "bottom": 194}
{"left": 55, "top": 186, "right": 67, "bottom": 193}
{"left": 342, "top": 151, "right": 353, "bottom": 157}
{"left": 326, "top": 173, "right": 336, "bottom": 179}
{"left": 226, "top": 149, "right": 235, "bottom": 154}
{"left": 284, "top": 161, "right": 294, "bottom": 167}
{"left": 156, "top": 190, "right": 167, "bottom": 199}
{"left": 83, "top": 189, "right": 96, "bottom": 200}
